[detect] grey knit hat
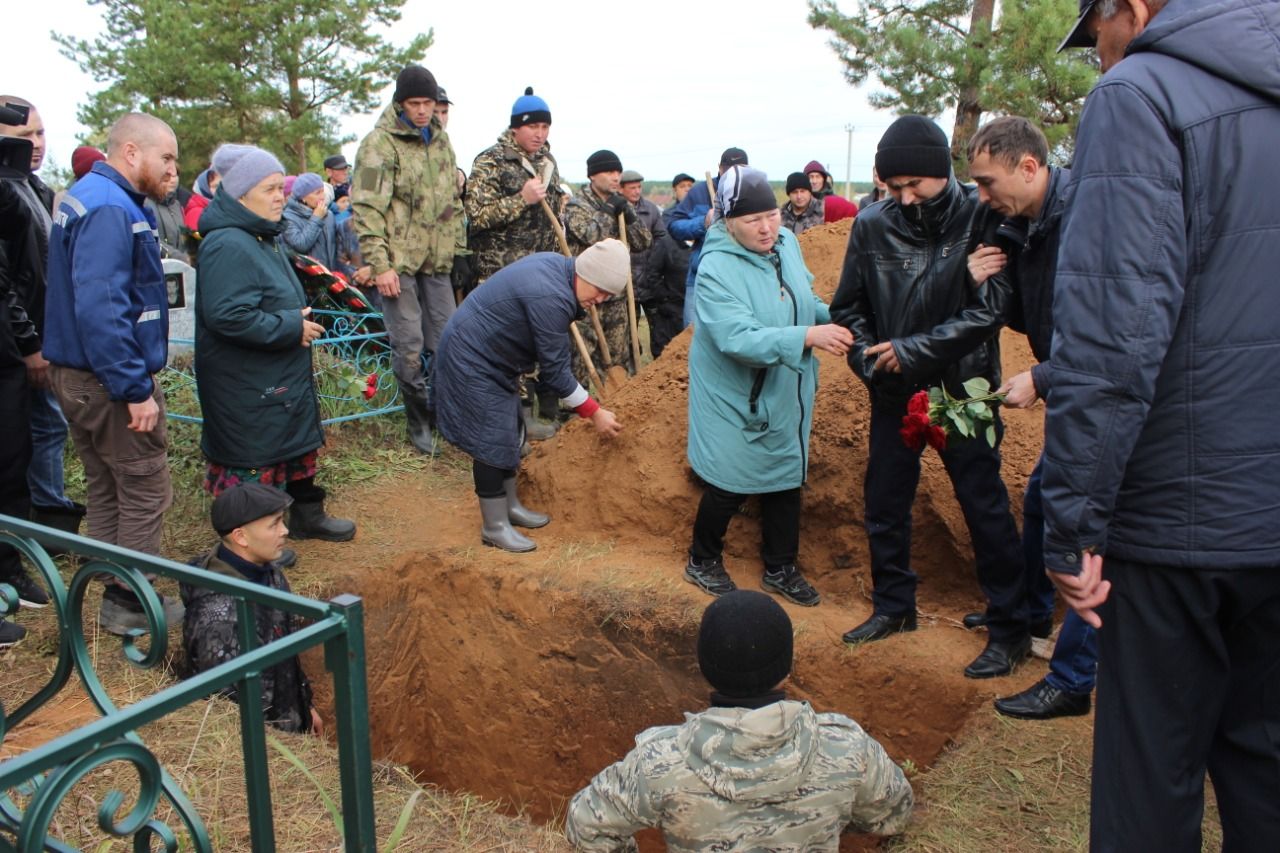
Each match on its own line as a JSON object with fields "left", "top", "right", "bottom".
{"left": 291, "top": 172, "right": 324, "bottom": 199}
{"left": 574, "top": 239, "right": 630, "bottom": 295}
{"left": 213, "top": 144, "right": 285, "bottom": 200}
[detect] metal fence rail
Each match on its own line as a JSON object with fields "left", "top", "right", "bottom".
{"left": 0, "top": 516, "right": 376, "bottom": 852}
{"left": 165, "top": 309, "right": 410, "bottom": 426}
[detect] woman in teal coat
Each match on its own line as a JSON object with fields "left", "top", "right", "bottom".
{"left": 684, "top": 166, "right": 853, "bottom": 607}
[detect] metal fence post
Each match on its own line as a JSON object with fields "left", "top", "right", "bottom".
{"left": 324, "top": 593, "right": 376, "bottom": 852}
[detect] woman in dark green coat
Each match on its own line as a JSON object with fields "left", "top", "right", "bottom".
{"left": 195, "top": 144, "right": 356, "bottom": 542}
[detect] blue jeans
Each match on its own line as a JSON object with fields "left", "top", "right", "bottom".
{"left": 28, "top": 386, "right": 75, "bottom": 510}
{"left": 1027, "top": 453, "right": 1099, "bottom": 694}
{"left": 682, "top": 274, "right": 696, "bottom": 328}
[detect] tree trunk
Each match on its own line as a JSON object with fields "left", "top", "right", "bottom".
{"left": 951, "top": 0, "right": 996, "bottom": 179}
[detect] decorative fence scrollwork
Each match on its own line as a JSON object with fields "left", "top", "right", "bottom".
{"left": 0, "top": 516, "right": 376, "bottom": 852}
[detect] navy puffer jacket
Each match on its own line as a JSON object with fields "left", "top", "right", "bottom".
{"left": 1042, "top": 0, "right": 1280, "bottom": 573}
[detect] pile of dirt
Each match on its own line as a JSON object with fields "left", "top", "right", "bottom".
{"left": 523, "top": 218, "right": 1044, "bottom": 612}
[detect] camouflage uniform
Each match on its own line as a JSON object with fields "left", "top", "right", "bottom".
{"left": 352, "top": 103, "right": 463, "bottom": 277}
{"left": 465, "top": 130, "right": 566, "bottom": 282}
{"left": 180, "top": 548, "right": 313, "bottom": 733}
{"left": 781, "top": 197, "right": 825, "bottom": 236}
{"left": 563, "top": 186, "right": 652, "bottom": 380}
{"left": 564, "top": 700, "right": 912, "bottom": 852}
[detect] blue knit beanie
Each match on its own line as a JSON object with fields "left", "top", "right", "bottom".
{"left": 213, "top": 144, "right": 286, "bottom": 200}
{"left": 291, "top": 172, "right": 324, "bottom": 199}
{"left": 510, "top": 87, "right": 551, "bottom": 128}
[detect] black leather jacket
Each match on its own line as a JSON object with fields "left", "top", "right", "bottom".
{"left": 830, "top": 178, "right": 1008, "bottom": 405}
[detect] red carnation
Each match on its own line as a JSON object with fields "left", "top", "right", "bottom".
{"left": 362, "top": 373, "right": 377, "bottom": 400}
{"left": 907, "top": 390, "right": 930, "bottom": 417}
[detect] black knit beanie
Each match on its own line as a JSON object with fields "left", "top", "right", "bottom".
{"left": 394, "top": 65, "right": 439, "bottom": 104}
{"left": 697, "top": 590, "right": 793, "bottom": 697}
{"left": 785, "top": 172, "right": 809, "bottom": 194}
{"left": 875, "top": 115, "right": 951, "bottom": 181}
{"left": 586, "top": 149, "right": 623, "bottom": 176}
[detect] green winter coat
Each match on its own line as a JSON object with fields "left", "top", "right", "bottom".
{"left": 687, "top": 222, "right": 830, "bottom": 494}
{"left": 352, "top": 103, "right": 463, "bottom": 277}
{"left": 195, "top": 189, "right": 324, "bottom": 468}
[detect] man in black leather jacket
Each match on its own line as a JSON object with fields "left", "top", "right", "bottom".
{"left": 830, "top": 115, "right": 1030, "bottom": 679}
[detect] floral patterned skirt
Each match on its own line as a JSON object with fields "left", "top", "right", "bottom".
{"left": 203, "top": 450, "right": 320, "bottom": 497}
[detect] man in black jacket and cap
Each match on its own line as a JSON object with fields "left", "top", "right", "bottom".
{"left": 830, "top": 115, "right": 1030, "bottom": 679}
{"left": 1047, "top": 0, "right": 1280, "bottom": 848}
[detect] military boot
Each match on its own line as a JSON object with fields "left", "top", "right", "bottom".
{"left": 400, "top": 385, "right": 441, "bottom": 457}
{"left": 479, "top": 496, "right": 536, "bottom": 553}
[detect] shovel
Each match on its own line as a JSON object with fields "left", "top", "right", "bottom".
{"left": 537, "top": 197, "right": 622, "bottom": 398}
{"left": 617, "top": 212, "right": 642, "bottom": 368}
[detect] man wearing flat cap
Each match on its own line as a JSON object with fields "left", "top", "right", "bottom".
{"left": 181, "top": 481, "right": 320, "bottom": 734}
{"left": 830, "top": 115, "right": 1030, "bottom": 681}
{"left": 564, "top": 150, "right": 652, "bottom": 382}
{"left": 353, "top": 64, "right": 464, "bottom": 457}
{"left": 565, "top": 590, "right": 913, "bottom": 850}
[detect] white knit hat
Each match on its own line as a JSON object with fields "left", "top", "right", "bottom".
{"left": 574, "top": 239, "right": 630, "bottom": 295}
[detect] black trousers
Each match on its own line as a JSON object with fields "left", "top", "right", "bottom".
{"left": 473, "top": 460, "right": 516, "bottom": 499}
{"left": 689, "top": 483, "right": 801, "bottom": 570}
{"left": 1091, "top": 559, "right": 1280, "bottom": 852}
{"left": 864, "top": 401, "right": 1027, "bottom": 641}
{"left": 0, "top": 364, "right": 32, "bottom": 580}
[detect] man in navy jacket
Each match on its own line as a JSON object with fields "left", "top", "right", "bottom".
{"left": 45, "top": 112, "right": 182, "bottom": 635}
{"left": 664, "top": 147, "right": 747, "bottom": 327}
{"left": 1048, "top": 0, "right": 1280, "bottom": 848}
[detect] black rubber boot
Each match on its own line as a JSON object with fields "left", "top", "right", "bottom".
{"left": 503, "top": 477, "right": 549, "bottom": 528}
{"left": 288, "top": 491, "right": 356, "bottom": 542}
{"left": 30, "top": 502, "right": 87, "bottom": 557}
{"left": 479, "top": 496, "right": 536, "bottom": 552}
{"left": 400, "top": 386, "right": 441, "bottom": 457}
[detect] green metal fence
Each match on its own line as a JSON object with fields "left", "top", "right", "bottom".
{"left": 0, "top": 515, "right": 376, "bottom": 852}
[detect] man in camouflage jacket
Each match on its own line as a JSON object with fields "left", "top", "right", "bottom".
{"left": 353, "top": 65, "right": 462, "bottom": 455}
{"left": 181, "top": 483, "right": 316, "bottom": 735}
{"left": 564, "top": 150, "right": 651, "bottom": 380}
{"left": 565, "top": 591, "right": 912, "bottom": 851}
{"left": 465, "top": 88, "right": 565, "bottom": 283}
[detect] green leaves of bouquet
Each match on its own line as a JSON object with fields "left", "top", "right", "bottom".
{"left": 901, "top": 377, "right": 1005, "bottom": 451}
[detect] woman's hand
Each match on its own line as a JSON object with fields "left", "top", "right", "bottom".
{"left": 590, "top": 407, "right": 622, "bottom": 437}
{"left": 804, "top": 324, "right": 854, "bottom": 356}
{"left": 300, "top": 307, "right": 325, "bottom": 347}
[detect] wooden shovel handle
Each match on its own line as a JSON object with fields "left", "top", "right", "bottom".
{"left": 618, "top": 213, "right": 642, "bottom": 366}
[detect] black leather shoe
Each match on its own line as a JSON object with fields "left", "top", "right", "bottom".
{"left": 963, "top": 611, "right": 987, "bottom": 629}
{"left": 964, "top": 635, "right": 1032, "bottom": 679}
{"left": 994, "top": 678, "right": 1091, "bottom": 720}
{"left": 842, "top": 612, "right": 918, "bottom": 644}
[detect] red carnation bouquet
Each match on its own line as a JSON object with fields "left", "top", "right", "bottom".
{"left": 901, "top": 377, "right": 1004, "bottom": 451}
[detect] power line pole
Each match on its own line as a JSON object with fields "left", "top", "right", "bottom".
{"left": 844, "top": 124, "right": 855, "bottom": 199}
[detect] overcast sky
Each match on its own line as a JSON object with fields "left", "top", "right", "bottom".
{"left": 11, "top": 0, "right": 932, "bottom": 188}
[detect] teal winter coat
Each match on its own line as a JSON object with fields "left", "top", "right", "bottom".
{"left": 195, "top": 189, "right": 324, "bottom": 468}
{"left": 687, "top": 222, "right": 830, "bottom": 493}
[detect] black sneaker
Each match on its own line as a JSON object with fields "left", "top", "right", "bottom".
{"left": 761, "top": 564, "right": 821, "bottom": 607}
{"left": 0, "top": 618, "right": 27, "bottom": 647}
{"left": 2, "top": 569, "right": 50, "bottom": 609}
{"left": 684, "top": 556, "right": 736, "bottom": 596}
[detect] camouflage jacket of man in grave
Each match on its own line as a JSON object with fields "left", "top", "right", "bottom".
{"left": 352, "top": 102, "right": 463, "bottom": 278}
{"left": 563, "top": 183, "right": 653, "bottom": 265}
{"left": 564, "top": 699, "right": 912, "bottom": 852}
{"left": 465, "top": 129, "right": 566, "bottom": 282}
{"left": 180, "top": 547, "right": 313, "bottom": 734}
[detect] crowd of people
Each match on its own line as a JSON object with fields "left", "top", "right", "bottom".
{"left": 1, "top": 0, "right": 1277, "bottom": 848}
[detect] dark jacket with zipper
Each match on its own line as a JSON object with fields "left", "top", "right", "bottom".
{"left": 829, "top": 178, "right": 1009, "bottom": 406}
{"left": 1042, "top": 0, "right": 1280, "bottom": 573}
{"left": 195, "top": 189, "right": 324, "bottom": 468}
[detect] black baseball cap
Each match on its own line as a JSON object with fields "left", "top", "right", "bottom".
{"left": 436, "top": 86, "right": 454, "bottom": 105}
{"left": 211, "top": 482, "right": 292, "bottom": 537}
{"left": 1058, "top": 0, "right": 1098, "bottom": 52}
{"left": 719, "top": 147, "right": 748, "bottom": 168}
{"left": 323, "top": 154, "right": 349, "bottom": 170}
